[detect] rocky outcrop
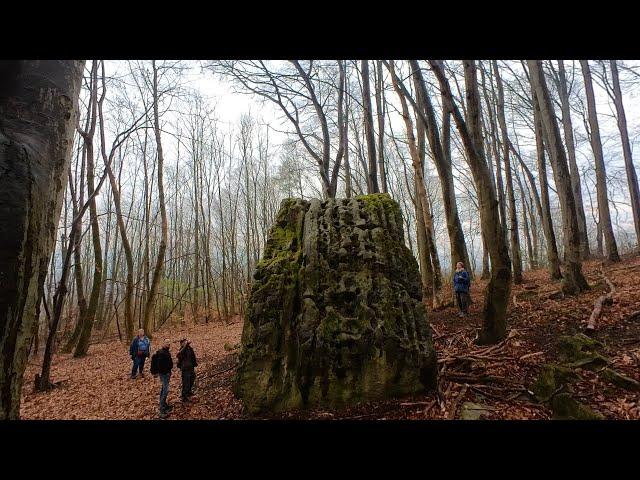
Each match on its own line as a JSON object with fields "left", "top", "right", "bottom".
{"left": 234, "top": 194, "right": 438, "bottom": 414}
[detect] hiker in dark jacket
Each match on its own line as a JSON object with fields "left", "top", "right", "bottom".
{"left": 151, "top": 339, "right": 174, "bottom": 418}
{"left": 453, "top": 261, "right": 471, "bottom": 317}
{"left": 129, "top": 329, "right": 151, "bottom": 378}
{"left": 177, "top": 338, "right": 198, "bottom": 402}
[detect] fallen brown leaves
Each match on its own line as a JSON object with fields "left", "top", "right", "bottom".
{"left": 21, "top": 320, "right": 245, "bottom": 420}
{"left": 20, "top": 255, "right": 640, "bottom": 420}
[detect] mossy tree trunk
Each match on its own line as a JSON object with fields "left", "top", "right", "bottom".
{"left": 0, "top": 60, "right": 84, "bottom": 419}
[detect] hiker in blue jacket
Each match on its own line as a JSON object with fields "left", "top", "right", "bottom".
{"left": 453, "top": 262, "right": 471, "bottom": 318}
{"left": 129, "top": 329, "right": 151, "bottom": 378}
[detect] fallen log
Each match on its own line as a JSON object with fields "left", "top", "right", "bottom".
{"left": 586, "top": 274, "right": 615, "bottom": 332}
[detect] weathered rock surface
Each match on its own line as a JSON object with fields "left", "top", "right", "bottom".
{"left": 234, "top": 194, "right": 438, "bottom": 414}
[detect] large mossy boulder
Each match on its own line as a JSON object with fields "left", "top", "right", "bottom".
{"left": 234, "top": 194, "right": 438, "bottom": 414}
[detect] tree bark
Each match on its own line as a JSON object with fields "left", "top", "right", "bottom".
{"left": 408, "top": 60, "right": 472, "bottom": 277}
{"left": 143, "top": 60, "right": 169, "bottom": 335}
{"left": 74, "top": 61, "right": 104, "bottom": 357}
{"left": 557, "top": 60, "right": 590, "bottom": 258}
{"left": 374, "top": 60, "right": 387, "bottom": 193}
{"left": 528, "top": 60, "right": 589, "bottom": 294}
{"left": 360, "top": 60, "right": 379, "bottom": 194}
{"left": 528, "top": 88, "right": 562, "bottom": 280}
{"left": 609, "top": 60, "right": 640, "bottom": 252}
{"left": 580, "top": 60, "right": 620, "bottom": 262}
{"left": 430, "top": 60, "right": 512, "bottom": 345}
{"left": 493, "top": 61, "right": 523, "bottom": 283}
{"left": 0, "top": 60, "right": 84, "bottom": 419}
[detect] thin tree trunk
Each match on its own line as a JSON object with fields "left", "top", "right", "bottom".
{"left": 493, "top": 61, "right": 523, "bottom": 283}
{"left": 430, "top": 60, "right": 512, "bottom": 345}
{"left": 74, "top": 61, "right": 105, "bottom": 358}
{"left": 407, "top": 60, "right": 472, "bottom": 276}
{"left": 557, "top": 60, "right": 590, "bottom": 258}
{"left": 374, "top": 60, "right": 388, "bottom": 193}
{"left": 580, "top": 60, "right": 620, "bottom": 262}
{"left": 609, "top": 60, "right": 640, "bottom": 251}
{"left": 528, "top": 60, "right": 589, "bottom": 294}
{"left": 143, "top": 60, "right": 169, "bottom": 336}
{"left": 361, "top": 60, "right": 379, "bottom": 194}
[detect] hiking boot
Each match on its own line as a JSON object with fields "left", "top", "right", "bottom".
{"left": 139, "top": 373, "right": 145, "bottom": 378}
{"left": 159, "top": 411, "right": 168, "bottom": 419}
{"left": 165, "top": 404, "right": 174, "bottom": 411}
{"left": 181, "top": 397, "right": 190, "bottom": 403}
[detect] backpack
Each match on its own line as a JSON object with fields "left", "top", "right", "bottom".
{"left": 150, "top": 351, "right": 160, "bottom": 375}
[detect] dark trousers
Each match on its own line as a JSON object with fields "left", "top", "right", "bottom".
{"left": 131, "top": 356, "right": 146, "bottom": 377}
{"left": 181, "top": 368, "right": 195, "bottom": 399}
{"left": 159, "top": 373, "right": 171, "bottom": 413}
{"left": 456, "top": 291, "right": 470, "bottom": 314}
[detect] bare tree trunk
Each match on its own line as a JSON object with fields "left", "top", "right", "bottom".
{"left": 388, "top": 61, "right": 442, "bottom": 307}
{"left": 580, "top": 60, "right": 620, "bottom": 262}
{"left": 609, "top": 60, "right": 640, "bottom": 251}
{"left": 516, "top": 165, "right": 536, "bottom": 270}
{"left": 528, "top": 60, "right": 588, "bottom": 294}
{"left": 481, "top": 231, "right": 491, "bottom": 279}
{"left": 360, "top": 60, "right": 379, "bottom": 194}
{"left": 406, "top": 61, "right": 472, "bottom": 275}
{"left": 493, "top": 61, "right": 523, "bottom": 283}
{"left": 529, "top": 87, "right": 562, "bottom": 280}
{"left": 143, "top": 60, "right": 169, "bottom": 336}
{"left": 74, "top": 61, "right": 104, "bottom": 358}
{"left": 104, "top": 141, "right": 135, "bottom": 341}
{"left": 0, "top": 60, "right": 84, "bottom": 419}
{"left": 430, "top": 60, "right": 512, "bottom": 345}
{"left": 557, "top": 60, "right": 590, "bottom": 258}
{"left": 374, "top": 60, "right": 388, "bottom": 193}
{"left": 414, "top": 175, "right": 434, "bottom": 299}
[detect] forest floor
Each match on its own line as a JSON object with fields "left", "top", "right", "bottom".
{"left": 21, "top": 255, "right": 640, "bottom": 420}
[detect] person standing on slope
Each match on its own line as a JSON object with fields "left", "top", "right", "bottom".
{"left": 129, "top": 329, "right": 151, "bottom": 379}
{"left": 453, "top": 262, "right": 471, "bottom": 318}
{"left": 177, "top": 338, "right": 198, "bottom": 402}
{"left": 150, "top": 339, "right": 174, "bottom": 418}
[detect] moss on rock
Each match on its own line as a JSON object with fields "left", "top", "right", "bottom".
{"left": 532, "top": 364, "right": 579, "bottom": 402}
{"left": 234, "top": 195, "right": 437, "bottom": 414}
{"left": 551, "top": 393, "right": 604, "bottom": 420}
{"left": 599, "top": 368, "right": 640, "bottom": 391}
